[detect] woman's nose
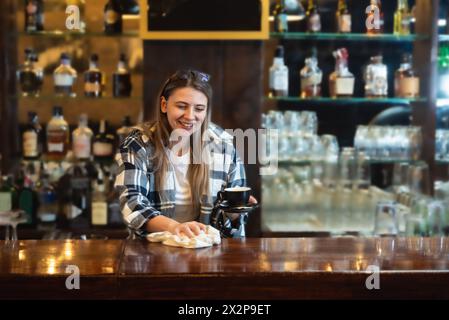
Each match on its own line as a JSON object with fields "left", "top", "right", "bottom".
{"left": 184, "top": 106, "right": 195, "bottom": 119}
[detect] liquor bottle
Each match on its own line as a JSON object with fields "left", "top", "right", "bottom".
{"left": 438, "top": 45, "right": 449, "bottom": 98}
{"left": 30, "top": 52, "right": 44, "bottom": 92}
{"left": 91, "top": 171, "right": 108, "bottom": 226}
{"left": 269, "top": 45, "right": 289, "bottom": 97}
{"left": 17, "top": 48, "right": 42, "bottom": 97}
{"left": 364, "top": 55, "right": 388, "bottom": 97}
{"left": 273, "top": 0, "right": 288, "bottom": 33}
{"left": 36, "top": 163, "right": 58, "bottom": 224}
{"left": 300, "top": 48, "right": 322, "bottom": 98}
{"left": 25, "top": 0, "right": 44, "bottom": 32}
{"left": 46, "top": 106, "right": 69, "bottom": 161}
{"left": 61, "top": 163, "right": 91, "bottom": 228}
{"left": 22, "top": 111, "right": 43, "bottom": 160}
{"left": 306, "top": 0, "right": 321, "bottom": 33}
{"left": 0, "top": 176, "right": 14, "bottom": 212}
{"left": 329, "top": 48, "right": 354, "bottom": 98}
{"left": 72, "top": 114, "right": 93, "bottom": 161}
{"left": 93, "top": 120, "right": 115, "bottom": 162}
{"left": 84, "top": 54, "right": 103, "bottom": 97}
{"left": 104, "top": 0, "right": 122, "bottom": 34}
{"left": 366, "top": 0, "right": 384, "bottom": 34}
{"left": 53, "top": 53, "right": 77, "bottom": 97}
{"left": 17, "top": 171, "right": 38, "bottom": 226}
{"left": 394, "top": 0, "right": 411, "bottom": 35}
{"left": 395, "top": 53, "right": 419, "bottom": 98}
{"left": 113, "top": 54, "right": 132, "bottom": 97}
{"left": 116, "top": 116, "right": 133, "bottom": 146}
{"left": 336, "top": 0, "right": 351, "bottom": 33}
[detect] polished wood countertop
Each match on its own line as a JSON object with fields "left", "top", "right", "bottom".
{"left": 1, "top": 237, "right": 449, "bottom": 299}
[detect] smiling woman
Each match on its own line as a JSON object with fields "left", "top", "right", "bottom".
{"left": 114, "top": 69, "right": 257, "bottom": 239}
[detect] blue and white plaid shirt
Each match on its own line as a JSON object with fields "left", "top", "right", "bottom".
{"left": 114, "top": 122, "right": 247, "bottom": 237}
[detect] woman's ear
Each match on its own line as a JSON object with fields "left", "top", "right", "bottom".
{"left": 160, "top": 96, "right": 167, "bottom": 113}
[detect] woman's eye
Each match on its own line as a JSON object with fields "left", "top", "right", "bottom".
{"left": 195, "top": 107, "right": 205, "bottom": 112}
{"left": 177, "top": 105, "right": 187, "bottom": 109}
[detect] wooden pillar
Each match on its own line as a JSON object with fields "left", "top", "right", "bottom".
{"left": 0, "top": 0, "right": 19, "bottom": 174}
{"left": 413, "top": 0, "right": 439, "bottom": 190}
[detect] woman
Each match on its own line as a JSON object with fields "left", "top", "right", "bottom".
{"left": 115, "top": 69, "right": 256, "bottom": 238}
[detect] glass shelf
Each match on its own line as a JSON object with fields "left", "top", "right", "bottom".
{"left": 16, "top": 94, "right": 142, "bottom": 101}
{"left": 266, "top": 159, "right": 422, "bottom": 167}
{"left": 270, "top": 32, "right": 427, "bottom": 42}
{"left": 17, "top": 30, "right": 139, "bottom": 38}
{"left": 265, "top": 96, "right": 425, "bottom": 105}
{"left": 436, "top": 159, "right": 449, "bottom": 165}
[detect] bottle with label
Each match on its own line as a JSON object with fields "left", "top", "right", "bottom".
{"left": 91, "top": 171, "right": 108, "bottom": 226}
{"left": 113, "top": 53, "right": 132, "bottom": 97}
{"left": 366, "top": 0, "right": 384, "bottom": 34}
{"left": 46, "top": 106, "right": 69, "bottom": 161}
{"left": 104, "top": 0, "right": 122, "bottom": 34}
{"left": 329, "top": 48, "right": 354, "bottom": 98}
{"left": 22, "top": 111, "right": 43, "bottom": 160}
{"left": 93, "top": 120, "right": 115, "bottom": 162}
{"left": 273, "top": 0, "right": 288, "bottom": 33}
{"left": 54, "top": 53, "right": 77, "bottom": 97}
{"left": 116, "top": 116, "right": 133, "bottom": 146}
{"left": 61, "top": 164, "right": 91, "bottom": 228}
{"left": 364, "top": 55, "right": 388, "bottom": 97}
{"left": 300, "top": 48, "right": 322, "bottom": 98}
{"left": 394, "top": 0, "right": 411, "bottom": 35}
{"left": 17, "top": 48, "right": 42, "bottom": 97}
{"left": 306, "top": 0, "right": 321, "bottom": 33}
{"left": 25, "top": 0, "right": 44, "bottom": 32}
{"left": 269, "top": 45, "right": 289, "bottom": 97}
{"left": 336, "top": 0, "right": 351, "bottom": 33}
{"left": 84, "top": 54, "right": 103, "bottom": 97}
{"left": 72, "top": 114, "right": 93, "bottom": 161}
{"left": 36, "top": 163, "right": 58, "bottom": 225}
{"left": 0, "top": 176, "right": 14, "bottom": 212}
{"left": 395, "top": 53, "right": 419, "bottom": 98}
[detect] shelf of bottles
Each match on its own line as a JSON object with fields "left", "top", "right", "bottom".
{"left": 18, "top": 30, "right": 139, "bottom": 38}
{"left": 265, "top": 96, "right": 424, "bottom": 105}
{"left": 274, "top": 159, "right": 424, "bottom": 167}
{"left": 270, "top": 32, "right": 426, "bottom": 42}
{"left": 267, "top": 1, "right": 423, "bottom": 107}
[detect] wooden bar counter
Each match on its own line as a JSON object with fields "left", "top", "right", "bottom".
{"left": 1, "top": 237, "right": 449, "bottom": 299}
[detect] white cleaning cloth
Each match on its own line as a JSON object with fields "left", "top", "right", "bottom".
{"left": 147, "top": 225, "right": 221, "bottom": 249}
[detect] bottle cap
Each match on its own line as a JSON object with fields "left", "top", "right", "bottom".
{"left": 28, "top": 111, "right": 37, "bottom": 122}
{"left": 60, "top": 52, "right": 70, "bottom": 61}
{"left": 53, "top": 106, "right": 63, "bottom": 116}
{"left": 122, "top": 115, "right": 131, "bottom": 126}
{"left": 119, "top": 53, "right": 126, "bottom": 61}
{"left": 274, "top": 45, "right": 284, "bottom": 58}
{"left": 91, "top": 54, "right": 99, "bottom": 62}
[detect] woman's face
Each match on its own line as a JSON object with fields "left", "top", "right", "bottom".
{"left": 161, "top": 87, "right": 208, "bottom": 136}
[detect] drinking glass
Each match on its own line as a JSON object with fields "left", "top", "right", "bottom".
{"left": 374, "top": 201, "right": 399, "bottom": 236}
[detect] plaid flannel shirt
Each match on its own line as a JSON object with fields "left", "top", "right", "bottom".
{"left": 114, "top": 122, "right": 247, "bottom": 237}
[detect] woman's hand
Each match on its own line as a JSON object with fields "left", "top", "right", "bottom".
{"left": 169, "top": 221, "right": 207, "bottom": 238}
{"left": 249, "top": 195, "right": 258, "bottom": 204}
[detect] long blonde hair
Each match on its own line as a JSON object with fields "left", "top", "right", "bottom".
{"left": 143, "top": 69, "right": 212, "bottom": 214}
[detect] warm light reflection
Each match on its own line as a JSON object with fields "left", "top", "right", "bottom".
{"left": 46, "top": 257, "right": 57, "bottom": 275}
{"left": 355, "top": 255, "right": 364, "bottom": 271}
{"left": 325, "top": 263, "right": 333, "bottom": 272}
{"left": 64, "top": 242, "right": 74, "bottom": 259}
{"left": 102, "top": 267, "right": 114, "bottom": 273}
{"left": 283, "top": 261, "right": 299, "bottom": 272}
{"left": 18, "top": 250, "right": 26, "bottom": 261}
